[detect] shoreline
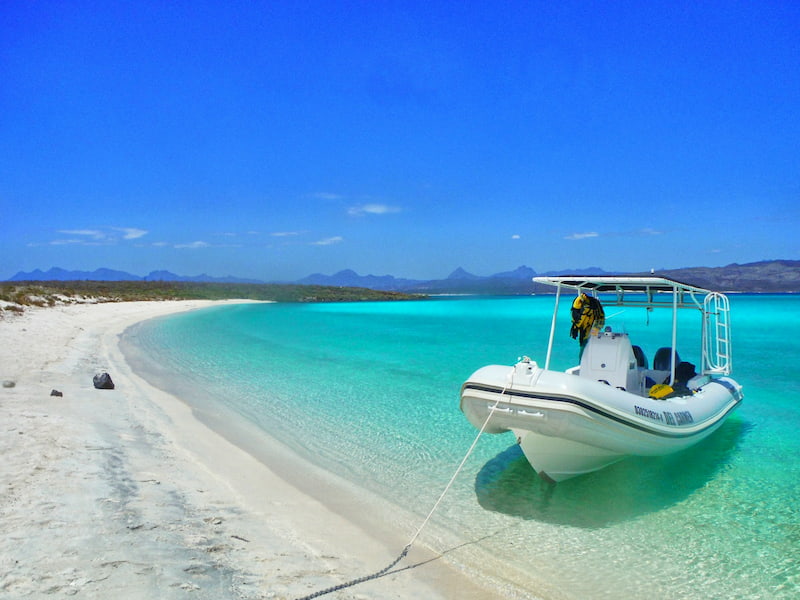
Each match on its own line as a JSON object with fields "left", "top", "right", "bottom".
{"left": 0, "top": 300, "right": 516, "bottom": 599}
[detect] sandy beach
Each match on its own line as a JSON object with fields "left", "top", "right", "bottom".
{"left": 0, "top": 300, "right": 512, "bottom": 599}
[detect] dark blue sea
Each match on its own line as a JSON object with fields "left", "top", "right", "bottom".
{"left": 126, "top": 295, "right": 800, "bottom": 599}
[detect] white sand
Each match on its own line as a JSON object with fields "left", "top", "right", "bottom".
{"left": 0, "top": 301, "right": 510, "bottom": 599}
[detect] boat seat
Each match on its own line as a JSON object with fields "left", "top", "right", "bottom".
{"left": 675, "top": 361, "right": 697, "bottom": 387}
{"left": 579, "top": 329, "right": 638, "bottom": 390}
{"left": 632, "top": 345, "right": 648, "bottom": 368}
{"left": 653, "top": 347, "right": 680, "bottom": 371}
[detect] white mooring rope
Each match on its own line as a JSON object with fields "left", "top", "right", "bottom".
{"left": 293, "top": 366, "right": 516, "bottom": 600}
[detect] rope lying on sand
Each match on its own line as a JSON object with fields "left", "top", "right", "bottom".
{"left": 292, "top": 544, "right": 411, "bottom": 600}
{"left": 292, "top": 366, "right": 516, "bottom": 600}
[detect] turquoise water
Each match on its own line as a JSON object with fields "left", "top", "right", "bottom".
{"left": 128, "top": 295, "right": 800, "bottom": 599}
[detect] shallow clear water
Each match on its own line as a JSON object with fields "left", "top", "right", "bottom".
{"left": 128, "top": 295, "right": 800, "bottom": 599}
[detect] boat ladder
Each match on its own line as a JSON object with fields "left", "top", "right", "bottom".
{"left": 702, "top": 292, "right": 732, "bottom": 375}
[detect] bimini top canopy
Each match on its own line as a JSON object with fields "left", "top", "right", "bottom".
{"left": 534, "top": 276, "right": 732, "bottom": 375}
{"left": 534, "top": 275, "right": 710, "bottom": 295}
{"left": 533, "top": 275, "right": 714, "bottom": 309}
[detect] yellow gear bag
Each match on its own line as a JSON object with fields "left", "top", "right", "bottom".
{"left": 649, "top": 383, "right": 673, "bottom": 399}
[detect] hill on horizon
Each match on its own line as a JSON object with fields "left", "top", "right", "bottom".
{"left": 7, "top": 260, "right": 800, "bottom": 293}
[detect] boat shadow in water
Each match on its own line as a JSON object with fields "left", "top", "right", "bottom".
{"left": 475, "top": 418, "right": 751, "bottom": 529}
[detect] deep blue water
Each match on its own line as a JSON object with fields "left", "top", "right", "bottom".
{"left": 128, "top": 295, "right": 800, "bottom": 599}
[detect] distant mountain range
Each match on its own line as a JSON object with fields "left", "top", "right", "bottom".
{"left": 295, "top": 265, "right": 615, "bottom": 294}
{"left": 637, "top": 260, "right": 800, "bottom": 293}
{"left": 7, "top": 260, "right": 800, "bottom": 293}
{"left": 6, "top": 267, "right": 263, "bottom": 284}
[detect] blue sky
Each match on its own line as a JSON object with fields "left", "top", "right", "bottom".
{"left": 2, "top": 1, "right": 798, "bottom": 281}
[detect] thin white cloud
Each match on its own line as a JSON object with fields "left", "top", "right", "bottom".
{"left": 114, "top": 227, "right": 148, "bottom": 240}
{"left": 612, "top": 227, "right": 664, "bottom": 238}
{"left": 50, "top": 238, "right": 88, "bottom": 245}
{"left": 59, "top": 229, "right": 105, "bottom": 239}
{"left": 152, "top": 238, "right": 241, "bottom": 249}
{"left": 312, "top": 236, "right": 344, "bottom": 246}
{"left": 347, "top": 203, "right": 401, "bottom": 216}
{"left": 51, "top": 229, "right": 111, "bottom": 245}
{"left": 174, "top": 241, "right": 210, "bottom": 249}
{"left": 271, "top": 231, "right": 303, "bottom": 237}
{"left": 565, "top": 231, "right": 599, "bottom": 240}
{"left": 53, "top": 226, "right": 147, "bottom": 244}
{"left": 563, "top": 228, "right": 663, "bottom": 241}
{"left": 511, "top": 234, "right": 521, "bottom": 240}
{"left": 312, "top": 192, "right": 343, "bottom": 200}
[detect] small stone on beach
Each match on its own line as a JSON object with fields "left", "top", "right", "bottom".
{"left": 93, "top": 372, "right": 115, "bottom": 390}
{"left": 50, "top": 389, "right": 63, "bottom": 397}
{"left": 2, "top": 380, "right": 15, "bottom": 388}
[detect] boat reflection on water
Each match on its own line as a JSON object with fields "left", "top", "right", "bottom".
{"left": 474, "top": 418, "right": 750, "bottom": 529}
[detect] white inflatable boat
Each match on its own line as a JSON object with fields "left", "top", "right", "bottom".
{"left": 460, "top": 276, "right": 743, "bottom": 482}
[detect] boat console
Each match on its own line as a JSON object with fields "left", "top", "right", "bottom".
{"left": 576, "top": 328, "right": 681, "bottom": 396}
{"left": 577, "top": 328, "right": 639, "bottom": 392}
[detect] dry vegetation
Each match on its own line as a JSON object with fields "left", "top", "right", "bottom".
{"left": 0, "top": 281, "right": 423, "bottom": 315}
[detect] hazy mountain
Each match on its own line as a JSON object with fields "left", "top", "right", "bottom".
{"left": 642, "top": 260, "right": 800, "bottom": 293}
{"left": 8, "top": 268, "right": 262, "bottom": 284}
{"left": 143, "top": 270, "right": 263, "bottom": 284}
{"left": 7, "top": 260, "right": 800, "bottom": 293}
{"left": 490, "top": 265, "right": 537, "bottom": 280}
{"left": 446, "top": 267, "right": 482, "bottom": 280}
{"left": 8, "top": 267, "right": 137, "bottom": 282}
{"left": 295, "top": 269, "right": 424, "bottom": 291}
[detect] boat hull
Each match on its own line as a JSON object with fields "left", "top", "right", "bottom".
{"left": 515, "top": 432, "right": 624, "bottom": 483}
{"left": 460, "top": 361, "right": 743, "bottom": 482}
